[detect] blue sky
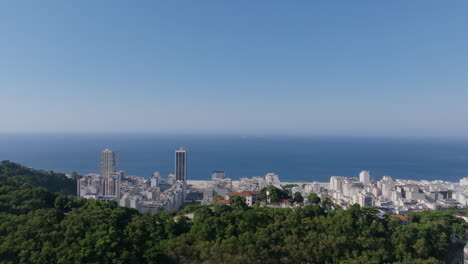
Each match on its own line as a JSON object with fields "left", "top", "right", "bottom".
{"left": 1, "top": 1, "right": 467, "bottom": 136}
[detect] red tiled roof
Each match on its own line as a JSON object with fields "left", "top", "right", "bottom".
{"left": 216, "top": 199, "right": 230, "bottom": 204}
{"left": 391, "top": 215, "right": 408, "bottom": 221}
{"left": 226, "top": 191, "right": 260, "bottom": 197}
{"left": 279, "top": 199, "right": 292, "bottom": 205}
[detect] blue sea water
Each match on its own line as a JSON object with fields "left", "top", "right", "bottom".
{"left": 0, "top": 134, "right": 468, "bottom": 182}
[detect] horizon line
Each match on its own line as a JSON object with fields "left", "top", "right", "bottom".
{"left": 1, "top": 131, "right": 468, "bottom": 141}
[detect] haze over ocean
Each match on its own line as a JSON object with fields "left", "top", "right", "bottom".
{"left": 1, "top": 134, "right": 467, "bottom": 182}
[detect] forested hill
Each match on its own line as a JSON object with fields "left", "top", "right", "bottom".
{"left": 0, "top": 162, "right": 467, "bottom": 263}
{"left": 0, "top": 160, "right": 76, "bottom": 194}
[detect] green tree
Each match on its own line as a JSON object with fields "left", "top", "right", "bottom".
{"left": 308, "top": 193, "right": 321, "bottom": 204}
{"left": 0, "top": 161, "right": 464, "bottom": 264}
{"left": 260, "top": 186, "right": 289, "bottom": 203}
{"left": 282, "top": 184, "right": 297, "bottom": 189}
{"left": 71, "top": 171, "right": 82, "bottom": 180}
{"left": 321, "top": 196, "right": 334, "bottom": 209}
{"left": 229, "top": 195, "right": 248, "bottom": 210}
{"left": 212, "top": 194, "right": 224, "bottom": 203}
{"left": 293, "top": 192, "right": 304, "bottom": 203}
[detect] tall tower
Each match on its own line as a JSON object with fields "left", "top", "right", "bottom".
{"left": 175, "top": 148, "right": 187, "bottom": 182}
{"left": 100, "top": 149, "right": 116, "bottom": 178}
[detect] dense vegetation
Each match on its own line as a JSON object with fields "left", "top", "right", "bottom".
{"left": 0, "top": 161, "right": 76, "bottom": 195}
{"left": 0, "top": 161, "right": 466, "bottom": 264}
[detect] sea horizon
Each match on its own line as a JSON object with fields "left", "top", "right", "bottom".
{"left": 1, "top": 133, "right": 468, "bottom": 183}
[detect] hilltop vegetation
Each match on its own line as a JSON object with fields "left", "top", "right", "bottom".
{"left": 0, "top": 161, "right": 466, "bottom": 264}
{"left": 0, "top": 161, "right": 76, "bottom": 194}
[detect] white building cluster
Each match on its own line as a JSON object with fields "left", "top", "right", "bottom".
{"left": 328, "top": 171, "right": 468, "bottom": 213}
{"left": 119, "top": 175, "right": 186, "bottom": 213}
{"left": 199, "top": 172, "right": 282, "bottom": 204}
{"left": 201, "top": 171, "right": 233, "bottom": 204}
{"left": 237, "top": 172, "right": 282, "bottom": 191}
{"left": 290, "top": 181, "right": 325, "bottom": 201}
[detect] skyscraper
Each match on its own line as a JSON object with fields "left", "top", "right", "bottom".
{"left": 100, "top": 149, "right": 118, "bottom": 196}
{"left": 100, "top": 149, "right": 116, "bottom": 178}
{"left": 175, "top": 148, "right": 187, "bottom": 182}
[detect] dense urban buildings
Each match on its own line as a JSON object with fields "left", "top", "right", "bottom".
{"left": 78, "top": 148, "right": 187, "bottom": 213}
{"left": 79, "top": 149, "right": 468, "bottom": 215}
{"left": 327, "top": 171, "right": 468, "bottom": 213}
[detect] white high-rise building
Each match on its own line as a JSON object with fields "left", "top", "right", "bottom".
{"left": 330, "top": 176, "right": 344, "bottom": 192}
{"left": 100, "top": 149, "right": 116, "bottom": 178}
{"left": 151, "top": 172, "right": 160, "bottom": 187}
{"left": 460, "top": 177, "right": 468, "bottom": 186}
{"left": 100, "top": 149, "right": 118, "bottom": 197}
{"left": 212, "top": 171, "right": 226, "bottom": 180}
{"left": 359, "top": 170, "right": 371, "bottom": 185}
{"left": 353, "top": 193, "right": 373, "bottom": 207}
{"left": 264, "top": 173, "right": 281, "bottom": 187}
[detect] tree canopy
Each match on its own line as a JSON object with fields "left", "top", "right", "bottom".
{"left": 0, "top": 161, "right": 466, "bottom": 264}
{"left": 259, "top": 185, "right": 289, "bottom": 203}
{"left": 308, "top": 193, "right": 321, "bottom": 204}
{"left": 293, "top": 191, "right": 304, "bottom": 203}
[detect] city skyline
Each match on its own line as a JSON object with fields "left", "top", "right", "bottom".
{"left": 2, "top": 2, "right": 467, "bottom": 262}
{"left": 79, "top": 147, "right": 468, "bottom": 215}
{"left": 1, "top": 1, "right": 467, "bottom": 137}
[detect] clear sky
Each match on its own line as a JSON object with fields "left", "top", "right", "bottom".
{"left": 1, "top": 1, "right": 467, "bottom": 137}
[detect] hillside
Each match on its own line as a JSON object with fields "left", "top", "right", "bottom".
{"left": 0, "top": 161, "right": 466, "bottom": 264}
{"left": 0, "top": 160, "right": 76, "bottom": 194}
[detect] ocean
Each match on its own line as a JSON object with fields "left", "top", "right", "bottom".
{"left": 0, "top": 134, "right": 468, "bottom": 182}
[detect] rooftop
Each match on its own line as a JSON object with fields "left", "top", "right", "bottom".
{"left": 226, "top": 191, "right": 260, "bottom": 197}
{"left": 216, "top": 200, "right": 230, "bottom": 205}
{"left": 390, "top": 215, "right": 408, "bottom": 222}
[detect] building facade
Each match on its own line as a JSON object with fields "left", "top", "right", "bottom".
{"left": 100, "top": 149, "right": 116, "bottom": 178}
{"left": 359, "top": 170, "right": 371, "bottom": 185}
{"left": 175, "top": 148, "right": 187, "bottom": 182}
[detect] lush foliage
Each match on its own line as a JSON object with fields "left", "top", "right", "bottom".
{"left": 0, "top": 161, "right": 76, "bottom": 194}
{"left": 308, "top": 193, "right": 321, "bottom": 204}
{"left": 293, "top": 191, "right": 304, "bottom": 203}
{"left": 212, "top": 194, "right": 224, "bottom": 203}
{"left": 259, "top": 186, "right": 289, "bottom": 203}
{"left": 282, "top": 184, "right": 298, "bottom": 189}
{"left": 0, "top": 161, "right": 466, "bottom": 264}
